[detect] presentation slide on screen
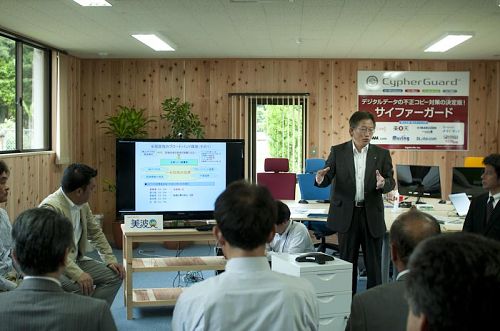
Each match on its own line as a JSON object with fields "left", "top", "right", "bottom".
{"left": 135, "top": 142, "right": 226, "bottom": 212}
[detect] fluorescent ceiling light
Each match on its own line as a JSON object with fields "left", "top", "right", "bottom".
{"left": 132, "top": 34, "right": 175, "bottom": 51}
{"left": 424, "top": 33, "right": 473, "bottom": 52}
{"left": 72, "top": 0, "right": 112, "bottom": 6}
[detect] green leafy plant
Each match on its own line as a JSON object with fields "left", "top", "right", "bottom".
{"left": 102, "top": 105, "right": 155, "bottom": 138}
{"left": 100, "top": 105, "right": 154, "bottom": 202}
{"left": 102, "top": 178, "right": 116, "bottom": 193}
{"left": 161, "top": 97, "right": 205, "bottom": 139}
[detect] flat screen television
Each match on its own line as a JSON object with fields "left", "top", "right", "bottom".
{"left": 396, "top": 165, "right": 442, "bottom": 202}
{"left": 116, "top": 139, "right": 245, "bottom": 221}
{"left": 451, "top": 167, "right": 486, "bottom": 198}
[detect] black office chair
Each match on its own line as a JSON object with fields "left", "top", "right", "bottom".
{"left": 305, "top": 221, "right": 339, "bottom": 254}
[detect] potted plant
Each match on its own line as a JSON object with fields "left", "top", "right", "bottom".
{"left": 102, "top": 105, "right": 155, "bottom": 139}
{"left": 101, "top": 105, "right": 155, "bottom": 249}
{"left": 161, "top": 97, "right": 204, "bottom": 139}
{"left": 161, "top": 97, "right": 205, "bottom": 249}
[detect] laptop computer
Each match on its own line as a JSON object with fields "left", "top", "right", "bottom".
{"left": 448, "top": 193, "right": 471, "bottom": 217}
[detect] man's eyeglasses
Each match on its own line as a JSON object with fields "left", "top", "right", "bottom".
{"left": 355, "top": 127, "right": 375, "bottom": 134}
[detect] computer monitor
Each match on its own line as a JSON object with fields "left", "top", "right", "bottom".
{"left": 451, "top": 167, "right": 486, "bottom": 199}
{"left": 396, "top": 165, "right": 442, "bottom": 203}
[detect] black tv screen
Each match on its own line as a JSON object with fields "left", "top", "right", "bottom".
{"left": 451, "top": 167, "right": 486, "bottom": 198}
{"left": 116, "top": 139, "right": 245, "bottom": 220}
{"left": 396, "top": 165, "right": 442, "bottom": 200}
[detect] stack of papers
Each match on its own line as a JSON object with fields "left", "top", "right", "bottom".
{"left": 290, "top": 207, "right": 327, "bottom": 219}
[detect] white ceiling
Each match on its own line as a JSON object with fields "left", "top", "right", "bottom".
{"left": 1, "top": 0, "right": 500, "bottom": 60}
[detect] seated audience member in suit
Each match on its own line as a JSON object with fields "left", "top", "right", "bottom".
{"left": 406, "top": 232, "right": 500, "bottom": 331}
{"left": 0, "top": 160, "right": 20, "bottom": 291}
{"left": 0, "top": 208, "right": 117, "bottom": 330}
{"left": 39, "top": 163, "right": 123, "bottom": 306}
{"left": 346, "top": 208, "right": 441, "bottom": 331}
{"left": 172, "top": 181, "right": 319, "bottom": 331}
{"left": 463, "top": 153, "right": 500, "bottom": 241}
{"left": 267, "top": 200, "right": 315, "bottom": 256}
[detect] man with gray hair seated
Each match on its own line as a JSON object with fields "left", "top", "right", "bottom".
{"left": 346, "top": 208, "right": 441, "bottom": 331}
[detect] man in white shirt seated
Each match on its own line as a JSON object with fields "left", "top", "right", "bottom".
{"left": 172, "top": 181, "right": 319, "bottom": 331}
{"left": 0, "top": 208, "right": 117, "bottom": 330}
{"left": 268, "top": 200, "right": 315, "bottom": 256}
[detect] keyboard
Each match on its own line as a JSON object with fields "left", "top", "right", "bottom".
{"left": 307, "top": 213, "right": 328, "bottom": 219}
{"left": 434, "top": 216, "right": 464, "bottom": 225}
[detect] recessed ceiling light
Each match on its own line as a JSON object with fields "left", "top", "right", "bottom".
{"left": 424, "top": 33, "right": 473, "bottom": 52}
{"left": 72, "top": 0, "right": 112, "bottom": 6}
{"left": 132, "top": 34, "right": 175, "bottom": 51}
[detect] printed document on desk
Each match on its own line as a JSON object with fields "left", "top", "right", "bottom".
{"left": 290, "top": 207, "right": 328, "bottom": 220}
{"left": 449, "top": 193, "right": 471, "bottom": 217}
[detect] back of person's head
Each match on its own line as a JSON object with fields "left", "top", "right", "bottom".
{"left": 349, "top": 111, "right": 376, "bottom": 128}
{"left": 12, "top": 208, "right": 73, "bottom": 276}
{"left": 0, "top": 160, "right": 9, "bottom": 175}
{"left": 389, "top": 209, "right": 441, "bottom": 266}
{"left": 61, "top": 163, "right": 97, "bottom": 193}
{"left": 275, "top": 200, "right": 290, "bottom": 225}
{"left": 406, "top": 232, "right": 500, "bottom": 331}
{"left": 214, "top": 180, "right": 276, "bottom": 250}
{"left": 483, "top": 153, "right": 500, "bottom": 177}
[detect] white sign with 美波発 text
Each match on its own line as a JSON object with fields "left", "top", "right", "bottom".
{"left": 124, "top": 214, "right": 163, "bottom": 232}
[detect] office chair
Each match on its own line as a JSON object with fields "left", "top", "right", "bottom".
{"left": 305, "top": 220, "right": 339, "bottom": 254}
{"left": 297, "top": 158, "right": 330, "bottom": 204}
{"left": 464, "top": 156, "right": 484, "bottom": 168}
{"left": 257, "top": 158, "right": 296, "bottom": 200}
{"left": 295, "top": 158, "right": 337, "bottom": 253}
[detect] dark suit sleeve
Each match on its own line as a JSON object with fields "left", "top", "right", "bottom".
{"left": 97, "top": 301, "right": 118, "bottom": 331}
{"left": 346, "top": 295, "right": 366, "bottom": 331}
{"left": 463, "top": 208, "right": 472, "bottom": 232}
{"left": 316, "top": 146, "right": 336, "bottom": 188}
{"left": 463, "top": 198, "right": 477, "bottom": 232}
{"left": 379, "top": 148, "right": 395, "bottom": 194}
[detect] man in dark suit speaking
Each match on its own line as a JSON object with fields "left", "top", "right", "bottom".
{"left": 315, "top": 111, "right": 395, "bottom": 292}
{"left": 0, "top": 208, "right": 117, "bottom": 331}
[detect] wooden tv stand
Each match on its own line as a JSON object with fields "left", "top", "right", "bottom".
{"left": 121, "top": 226, "right": 226, "bottom": 320}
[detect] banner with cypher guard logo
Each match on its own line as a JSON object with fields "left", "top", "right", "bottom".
{"left": 358, "top": 71, "right": 469, "bottom": 150}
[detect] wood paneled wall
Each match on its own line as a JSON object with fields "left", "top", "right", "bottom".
{"left": 0, "top": 152, "right": 64, "bottom": 222}
{"left": 76, "top": 58, "right": 499, "bottom": 239}
{"left": 3, "top": 58, "right": 499, "bottom": 240}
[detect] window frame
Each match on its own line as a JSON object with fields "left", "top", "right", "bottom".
{"left": 0, "top": 30, "right": 51, "bottom": 154}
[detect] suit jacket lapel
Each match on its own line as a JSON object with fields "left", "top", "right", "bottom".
{"left": 344, "top": 142, "right": 355, "bottom": 182}
{"left": 364, "top": 145, "right": 376, "bottom": 189}
{"left": 485, "top": 201, "right": 500, "bottom": 234}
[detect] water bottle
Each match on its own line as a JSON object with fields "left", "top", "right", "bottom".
{"left": 393, "top": 190, "right": 400, "bottom": 211}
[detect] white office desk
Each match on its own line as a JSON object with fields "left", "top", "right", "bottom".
{"left": 285, "top": 199, "right": 464, "bottom": 283}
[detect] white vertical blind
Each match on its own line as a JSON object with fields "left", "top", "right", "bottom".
{"left": 229, "top": 93, "right": 308, "bottom": 181}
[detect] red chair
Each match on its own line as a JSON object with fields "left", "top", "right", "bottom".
{"left": 257, "top": 158, "right": 296, "bottom": 200}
